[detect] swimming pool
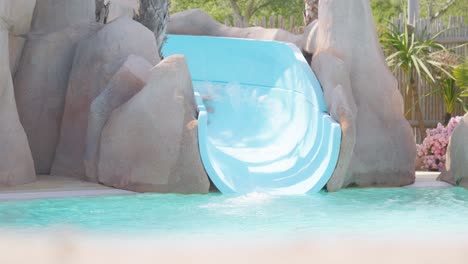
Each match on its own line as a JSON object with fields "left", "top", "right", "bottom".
{"left": 1, "top": 187, "right": 467, "bottom": 239}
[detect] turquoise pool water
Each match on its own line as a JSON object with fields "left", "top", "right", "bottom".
{"left": 1, "top": 187, "right": 468, "bottom": 239}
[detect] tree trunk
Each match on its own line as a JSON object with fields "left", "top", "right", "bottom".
{"left": 405, "top": 24, "right": 425, "bottom": 140}
{"left": 229, "top": 0, "right": 247, "bottom": 27}
{"left": 95, "top": 0, "right": 110, "bottom": 23}
{"left": 304, "top": 0, "right": 318, "bottom": 25}
{"left": 444, "top": 112, "right": 452, "bottom": 125}
{"left": 244, "top": 0, "right": 256, "bottom": 24}
{"left": 134, "top": 0, "right": 170, "bottom": 58}
{"left": 427, "top": 1, "right": 433, "bottom": 18}
{"left": 409, "top": 75, "right": 426, "bottom": 140}
{"left": 430, "top": 0, "right": 457, "bottom": 21}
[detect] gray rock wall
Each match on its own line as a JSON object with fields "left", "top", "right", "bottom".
{"left": 52, "top": 17, "right": 159, "bottom": 178}
{"left": 0, "top": 25, "right": 35, "bottom": 185}
{"left": 311, "top": 0, "right": 416, "bottom": 191}
{"left": 97, "top": 55, "right": 210, "bottom": 193}
{"left": 31, "top": 0, "right": 94, "bottom": 33}
{"left": 84, "top": 55, "right": 152, "bottom": 182}
{"left": 14, "top": 23, "right": 101, "bottom": 174}
{"left": 440, "top": 114, "right": 468, "bottom": 188}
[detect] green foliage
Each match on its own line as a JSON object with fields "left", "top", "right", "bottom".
{"left": 382, "top": 23, "right": 448, "bottom": 87}
{"left": 253, "top": 0, "right": 303, "bottom": 19}
{"left": 381, "top": 20, "right": 451, "bottom": 133}
{"left": 370, "top": 0, "right": 403, "bottom": 27}
{"left": 438, "top": 75, "right": 468, "bottom": 115}
{"left": 455, "top": 58, "right": 468, "bottom": 92}
{"left": 382, "top": 22, "right": 468, "bottom": 117}
{"left": 171, "top": 0, "right": 232, "bottom": 22}
{"left": 170, "top": 0, "right": 303, "bottom": 26}
{"left": 418, "top": 0, "right": 468, "bottom": 21}
{"left": 370, "top": 0, "right": 468, "bottom": 26}
{"left": 441, "top": 78, "right": 458, "bottom": 113}
{"left": 431, "top": 54, "right": 468, "bottom": 115}
{"left": 170, "top": 0, "right": 467, "bottom": 29}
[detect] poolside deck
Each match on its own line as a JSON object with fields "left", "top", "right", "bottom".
{"left": 406, "top": 171, "right": 452, "bottom": 188}
{"left": 0, "top": 171, "right": 451, "bottom": 201}
{"left": 0, "top": 175, "right": 134, "bottom": 201}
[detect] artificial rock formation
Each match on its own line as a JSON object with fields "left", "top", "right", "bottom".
{"left": 14, "top": 23, "right": 101, "bottom": 174}
{"left": 0, "top": 0, "right": 36, "bottom": 35}
{"left": 168, "top": 9, "right": 304, "bottom": 49}
{"left": 311, "top": 0, "right": 416, "bottom": 191}
{"left": 134, "top": 0, "right": 170, "bottom": 57}
{"left": 97, "top": 55, "right": 210, "bottom": 193}
{"left": 0, "top": 26, "right": 35, "bottom": 185}
{"left": 107, "top": 0, "right": 139, "bottom": 22}
{"left": 14, "top": 0, "right": 100, "bottom": 174}
{"left": 84, "top": 55, "right": 152, "bottom": 182}
{"left": 1, "top": 0, "right": 36, "bottom": 77}
{"left": 439, "top": 114, "right": 468, "bottom": 188}
{"left": 52, "top": 17, "right": 159, "bottom": 178}
{"left": 8, "top": 34, "right": 25, "bottom": 76}
{"left": 31, "top": 0, "right": 94, "bottom": 33}
{"left": 302, "top": 20, "right": 318, "bottom": 54}
{"left": 312, "top": 52, "right": 358, "bottom": 191}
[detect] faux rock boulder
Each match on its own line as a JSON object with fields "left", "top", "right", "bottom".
{"left": 311, "top": 0, "right": 416, "bottom": 191}
{"left": 52, "top": 17, "right": 159, "bottom": 178}
{"left": 97, "top": 55, "right": 210, "bottom": 194}
{"left": 0, "top": 26, "right": 35, "bottom": 185}
{"left": 8, "top": 34, "right": 25, "bottom": 76}
{"left": 302, "top": 20, "right": 318, "bottom": 55}
{"left": 168, "top": 9, "right": 304, "bottom": 48}
{"left": 1, "top": 0, "right": 36, "bottom": 77}
{"left": 107, "top": 0, "right": 139, "bottom": 22}
{"left": 0, "top": 0, "right": 36, "bottom": 35}
{"left": 14, "top": 23, "right": 101, "bottom": 174}
{"left": 439, "top": 114, "right": 468, "bottom": 188}
{"left": 31, "top": 0, "right": 94, "bottom": 33}
{"left": 84, "top": 55, "right": 152, "bottom": 182}
{"left": 312, "top": 52, "right": 357, "bottom": 191}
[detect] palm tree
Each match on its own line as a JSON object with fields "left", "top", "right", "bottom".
{"left": 304, "top": 0, "right": 318, "bottom": 25}
{"left": 94, "top": 0, "right": 169, "bottom": 58}
{"left": 382, "top": 22, "right": 448, "bottom": 139}
{"left": 134, "top": 0, "right": 170, "bottom": 58}
{"left": 95, "top": 0, "right": 110, "bottom": 23}
{"left": 430, "top": 51, "right": 467, "bottom": 124}
{"left": 454, "top": 58, "right": 468, "bottom": 91}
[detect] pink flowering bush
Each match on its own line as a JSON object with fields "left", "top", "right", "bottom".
{"left": 416, "top": 116, "right": 462, "bottom": 171}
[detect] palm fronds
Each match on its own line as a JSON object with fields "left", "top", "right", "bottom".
{"left": 455, "top": 58, "right": 468, "bottom": 94}
{"left": 382, "top": 22, "right": 448, "bottom": 92}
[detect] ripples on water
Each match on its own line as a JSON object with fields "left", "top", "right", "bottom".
{"left": 1, "top": 187, "right": 468, "bottom": 239}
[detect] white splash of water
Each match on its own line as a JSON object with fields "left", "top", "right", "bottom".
{"left": 200, "top": 192, "right": 275, "bottom": 209}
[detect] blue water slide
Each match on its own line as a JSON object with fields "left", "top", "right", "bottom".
{"left": 163, "top": 35, "right": 341, "bottom": 195}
